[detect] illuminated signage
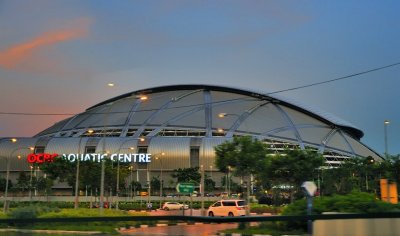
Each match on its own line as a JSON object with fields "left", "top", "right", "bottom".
{"left": 26, "top": 153, "right": 152, "bottom": 164}
{"left": 62, "top": 153, "right": 152, "bottom": 163}
{"left": 27, "top": 153, "right": 58, "bottom": 163}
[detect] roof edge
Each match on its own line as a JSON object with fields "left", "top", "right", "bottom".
{"left": 86, "top": 84, "right": 364, "bottom": 139}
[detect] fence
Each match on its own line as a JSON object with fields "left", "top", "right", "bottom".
{"left": 2, "top": 212, "right": 400, "bottom": 235}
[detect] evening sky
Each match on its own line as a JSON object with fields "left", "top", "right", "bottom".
{"left": 0, "top": 1, "right": 399, "bottom": 155}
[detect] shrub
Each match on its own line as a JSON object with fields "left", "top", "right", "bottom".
{"left": 8, "top": 205, "right": 60, "bottom": 219}
{"left": 250, "top": 204, "right": 281, "bottom": 214}
{"left": 9, "top": 206, "right": 39, "bottom": 219}
{"left": 281, "top": 191, "right": 400, "bottom": 230}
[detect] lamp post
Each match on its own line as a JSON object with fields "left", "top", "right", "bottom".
{"left": 128, "top": 165, "right": 134, "bottom": 198}
{"left": 29, "top": 165, "right": 33, "bottom": 202}
{"left": 74, "top": 129, "right": 93, "bottom": 209}
{"left": 384, "top": 120, "right": 390, "bottom": 156}
{"left": 98, "top": 89, "right": 148, "bottom": 211}
{"left": 228, "top": 165, "right": 231, "bottom": 197}
{"left": 145, "top": 152, "right": 165, "bottom": 204}
{"left": 34, "top": 166, "right": 39, "bottom": 197}
{"left": 115, "top": 137, "right": 145, "bottom": 209}
{"left": 218, "top": 113, "right": 239, "bottom": 118}
{"left": 200, "top": 164, "right": 205, "bottom": 216}
{"left": 99, "top": 83, "right": 116, "bottom": 212}
{"left": 147, "top": 163, "right": 150, "bottom": 203}
{"left": 0, "top": 138, "right": 17, "bottom": 212}
{"left": 115, "top": 144, "right": 135, "bottom": 211}
{"left": 3, "top": 145, "right": 33, "bottom": 212}
{"left": 217, "top": 113, "right": 240, "bottom": 131}
{"left": 155, "top": 153, "right": 165, "bottom": 209}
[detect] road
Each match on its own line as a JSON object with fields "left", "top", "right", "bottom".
{"left": 120, "top": 209, "right": 238, "bottom": 235}
{"left": 149, "top": 208, "right": 203, "bottom": 216}
{"left": 120, "top": 222, "right": 238, "bottom": 236}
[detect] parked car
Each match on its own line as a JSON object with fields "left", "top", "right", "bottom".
{"left": 162, "top": 202, "right": 189, "bottom": 210}
{"left": 207, "top": 200, "right": 247, "bottom": 217}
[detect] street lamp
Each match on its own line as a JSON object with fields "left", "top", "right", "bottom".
{"left": 0, "top": 138, "right": 17, "bottom": 145}
{"left": 228, "top": 165, "right": 231, "bottom": 197}
{"left": 217, "top": 112, "right": 253, "bottom": 138}
{"left": 218, "top": 113, "right": 240, "bottom": 118}
{"left": 74, "top": 129, "right": 94, "bottom": 209}
{"left": 155, "top": 153, "right": 165, "bottom": 209}
{"left": 384, "top": 120, "right": 390, "bottom": 156}
{"left": 29, "top": 165, "right": 34, "bottom": 201}
{"left": 115, "top": 137, "right": 146, "bottom": 209}
{"left": 128, "top": 165, "right": 134, "bottom": 198}
{"left": 3, "top": 145, "right": 33, "bottom": 212}
{"left": 365, "top": 156, "right": 375, "bottom": 191}
{"left": 0, "top": 138, "right": 17, "bottom": 212}
{"left": 145, "top": 152, "right": 165, "bottom": 204}
{"left": 200, "top": 164, "right": 205, "bottom": 215}
{"left": 115, "top": 143, "right": 135, "bottom": 210}
{"left": 100, "top": 83, "right": 116, "bottom": 211}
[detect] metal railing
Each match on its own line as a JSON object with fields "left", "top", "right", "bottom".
{"left": 2, "top": 212, "right": 400, "bottom": 224}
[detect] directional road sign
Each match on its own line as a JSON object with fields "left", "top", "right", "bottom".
{"left": 176, "top": 182, "right": 195, "bottom": 193}
{"left": 302, "top": 181, "right": 317, "bottom": 196}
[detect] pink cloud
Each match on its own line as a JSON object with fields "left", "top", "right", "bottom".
{"left": 0, "top": 18, "right": 92, "bottom": 70}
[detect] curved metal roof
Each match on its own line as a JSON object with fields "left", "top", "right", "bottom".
{"left": 88, "top": 84, "right": 363, "bottom": 139}
{"left": 35, "top": 84, "right": 379, "bottom": 160}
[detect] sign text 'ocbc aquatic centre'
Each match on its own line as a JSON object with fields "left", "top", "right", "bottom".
{"left": 27, "top": 153, "right": 152, "bottom": 164}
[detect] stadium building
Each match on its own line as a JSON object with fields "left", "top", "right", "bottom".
{"left": 0, "top": 84, "right": 382, "bottom": 193}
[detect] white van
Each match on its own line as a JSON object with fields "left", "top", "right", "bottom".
{"left": 207, "top": 200, "right": 247, "bottom": 217}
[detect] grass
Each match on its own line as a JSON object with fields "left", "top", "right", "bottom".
{"left": 37, "top": 209, "right": 149, "bottom": 233}
{"left": 38, "top": 208, "right": 142, "bottom": 217}
{"left": 0, "top": 211, "right": 7, "bottom": 219}
{"left": 4, "top": 208, "right": 149, "bottom": 234}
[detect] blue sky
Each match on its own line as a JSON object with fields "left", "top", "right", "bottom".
{"left": 0, "top": 0, "right": 399, "bottom": 155}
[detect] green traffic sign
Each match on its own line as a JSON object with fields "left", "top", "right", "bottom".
{"left": 176, "top": 182, "right": 195, "bottom": 193}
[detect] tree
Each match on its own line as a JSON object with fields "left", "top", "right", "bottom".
{"left": 204, "top": 175, "right": 216, "bottom": 192}
{"left": 40, "top": 157, "right": 75, "bottom": 188}
{"left": 375, "top": 154, "right": 400, "bottom": 182}
{"left": 35, "top": 176, "right": 53, "bottom": 196}
{"left": 15, "top": 172, "right": 30, "bottom": 194}
{"left": 41, "top": 156, "right": 131, "bottom": 196}
{"left": 130, "top": 181, "right": 142, "bottom": 196}
{"left": 320, "top": 155, "right": 390, "bottom": 196}
{"left": 150, "top": 176, "right": 160, "bottom": 195}
{"left": 215, "top": 136, "right": 269, "bottom": 176}
{"left": 0, "top": 177, "right": 12, "bottom": 192}
{"left": 171, "top": 167, "right": 201, "bottom": 184}
{"left": 215, "top": 136, "right": 270, "bottom": 204}
{"left": 79, "top": 160, "right": 102, "bottom": 194}
{"left": 261, "top": 148, "right": 325, "bottom": 202}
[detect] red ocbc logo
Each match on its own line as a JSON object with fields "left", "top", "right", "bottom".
{"left": 27, "top": 153, "right": 58, "bottom": 164}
